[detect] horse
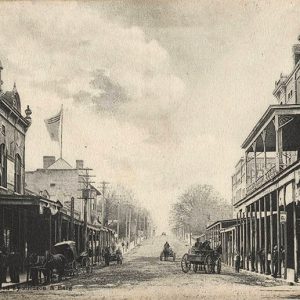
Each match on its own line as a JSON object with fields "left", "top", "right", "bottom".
{"left": 43, "top": 253, "right": 66, "bottom": 283}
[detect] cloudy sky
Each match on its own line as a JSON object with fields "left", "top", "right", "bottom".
{"left": 0, "top": 0, "right": 300, "bottom": 230}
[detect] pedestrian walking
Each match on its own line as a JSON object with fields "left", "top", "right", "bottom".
{"left": 0, "top": 248, "right": 5, "bottom": 288}
{"left": 258, "top": 248, "right": 265, "bottom": 274}
{"left": 272, "top": 245, "right": 278, "bottom": 278}
{"left": 234, "top": 250, "right": 240, "bottom": 273}
{"left": 1, "top": 247, "right": 7, "bottom": 284}
{"left": 8, "top": 250, "right": 21, "bottom": 283}
{"left": 267, "top": 249, "right": 272, "bottom": 275}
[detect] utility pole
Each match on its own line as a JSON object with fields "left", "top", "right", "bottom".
{"left": 99, "top": 181, "right": 109, "bottom": 226}
{"left": 117, "top": 196, "right": 120, "bottom": 241}
{"left": 78, "top": 167, "right": 95, "bottom": 252}
{"left": 70, "top": 197, "right": 75, "bottom": 241}
{"left": 128, "top": 206, "right": 132, "bottom": 244}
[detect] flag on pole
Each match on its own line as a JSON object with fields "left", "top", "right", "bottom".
{"left": 44, "top": 108, "right": 62, "bottom": 142}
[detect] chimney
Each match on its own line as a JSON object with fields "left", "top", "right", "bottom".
{"left": 43, "top": 156, "right": 56, "bottom": 169}
{"left": 76, "top": 160, "right": 84, "bottom": 169}
{"left": 293, "top": 43, "right": 300, "bottom": 66}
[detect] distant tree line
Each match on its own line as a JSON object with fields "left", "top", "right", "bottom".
{"left": 103, "top": 185, "right": 153, "bottom": 243}
{"left": 169, "top": 184, "right": 232, "bottom": 237}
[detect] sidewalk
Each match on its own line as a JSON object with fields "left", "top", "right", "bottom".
{"left": 1, "top": 273, "right": 28, "bottom": 290}
{"left": 228, "top": 264, "right": 299, "bottom": 286}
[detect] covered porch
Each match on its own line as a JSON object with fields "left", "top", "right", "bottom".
{"left": 243, "top": 105, "right": 300, "bottom": 196}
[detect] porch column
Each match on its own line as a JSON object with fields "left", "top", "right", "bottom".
{"left": 246, "top": 206, "right": 249, "bottom": 270}
{"left": 49, "top": 212, "right": 52, "bottom": 250}
{"left": 254, "top": 201, "right": 258, "bottom": 272}
{"left": 259, "top": 198, "right": 262, "bottom": 273}
{"left": 276, "top": 189, "right": 281, "bottom": 277}
{"left": 250, "top": 204, "right": 254, "bottom": 271}
{"left": 283, "top": 185, "right": 287, "bottom": 280}
{"left": 261, "top": 130, "right": 267, "bottom": 176}
{"left": 264, "top": 196, "right": 268, "bottom": 274}
{"left": 243, "top": 213, "right": 246, "bottom": 269}
{"left": 252, "top": 141, "right": 257, "bottom": 182}
{"left": 245, "top": 151, "right": 248, "bottom": 186}
{"left": 58, "top": 213, "right": 62, "bottom": 242}
{"left": 239, "top": 211, "right": 242, "bottom": 263}
{"left": 274, "top": 115, "right": 283, "bottom": 172}
{"left": 270, "top": 193, "right": 274, "bottom": 275}
{"left": 293, "top": 181, "right": 298, "bottom": 282}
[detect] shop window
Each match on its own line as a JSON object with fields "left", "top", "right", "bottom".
{"left": 0, "top": 144, "right": 7, "bottom": 188}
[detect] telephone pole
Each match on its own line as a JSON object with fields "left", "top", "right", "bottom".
{"left": 99, "top": 181, "right": 109, "bottom": 226}
{"left": 78, "top": 167, "right": 95, "bottom": 251}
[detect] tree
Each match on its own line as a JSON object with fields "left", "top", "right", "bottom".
{"left": 169, "top": 184, "right": 232, "bottom": 236}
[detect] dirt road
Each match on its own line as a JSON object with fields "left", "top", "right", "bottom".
{"left": 1, "top": 235, "right": 300, "bottom": 299}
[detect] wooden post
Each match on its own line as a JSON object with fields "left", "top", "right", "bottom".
{"left": 277, "top": 189, "right": 281, "bottom": 277}
{"left": 283, "top": 185, "right": 287, "bottom": 280}
{"left": 262, "top": 130, "right": 267, "bottom": 176}
{"left": 250, "top": 204, "right": 253, "bottom": 264}
{"left": 246, "top": 206, "right": 249, "bottom": 270}
{"left": 254, "top": 201, "right": 258, "bottom": 272}
{"left": 293, "top": 181, "right": 298, "bottom": 282}
{"left": 264, "top": 196, "right": 268, "bottom": 274}
{"left": 274, "top": 115, "right": 283, "bottom": 172}
{"left": 242, "top": 213, "right": 246, "bottom": 269}
{"left": 259, "top": 198, "right": 262, "bottom": 273}
{"left": 270, "top": 193, "right": 273, "bottom": 275}
{"left": 49, "top": 212, "right": 52, "bottom": 250}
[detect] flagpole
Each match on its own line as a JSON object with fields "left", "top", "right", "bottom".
{"left": 60, "top": 104, "right": 63, "bottom": 159}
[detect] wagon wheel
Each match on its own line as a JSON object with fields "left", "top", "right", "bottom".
{"left": 193, "top": 264, "right": 198, "bottom": 273}
{"left": 160, "top": 252, "right": 164, "bottom": 261}
{"left": 216, "top": 257, "right": 221, "bottom": 274}
{"left": 181, "top": 253, "right": 191, "bottom": 273}
{"left": 173, "top": 253, "right": 176, "bottom": 262}
{"left": 71, "top": 260, "right": 78, "bottom": 275}
{"left": 204, "top": 254, "right": 213, "bottom": 274}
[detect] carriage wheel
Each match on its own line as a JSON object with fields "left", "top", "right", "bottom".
{"left": 216, "top": 257, "right": 221, "bottom": 274}
{"left": 71, "top": 260, "right": 78, "bottom": 276}
{"left": 193, "top": 264, "right": 198, "bottom": 273}
{"left": 181, "top": 254, "right": 191, "bottom": 273}
{"left": 173, "top": 253, "right": 176, "bottom": 262}
{"left": 82, "top": 257, "right": 88, "bottom": 268}
{"left": 160, "top": 252, "right": 164, "bottom": 261}
{"left": 204, "top": 255, "right": 213, "bottom": 274}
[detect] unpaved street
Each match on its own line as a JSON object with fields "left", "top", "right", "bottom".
{"left": 1, "top": 235, "right": 300, "bottom": 299}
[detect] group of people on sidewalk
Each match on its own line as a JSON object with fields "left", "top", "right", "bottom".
{"left": 234, "top": 244, "right": 284, "bottom": 278}
{"left": 0, "top": 247, "right": 22, "bottom": 288}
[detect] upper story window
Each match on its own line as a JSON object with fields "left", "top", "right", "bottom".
{"left": 0, "top": 144, "right": 7, "bottom": 188}
{"left": 14, "top": 154, "right": 22, "bottom": 194}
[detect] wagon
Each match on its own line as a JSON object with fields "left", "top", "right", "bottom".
{"left": 180, "top": 246, "right": 221, "bottom": 274}
{"left": 53, "top": 241, "right": 91, "bottom": 275}
{"left": 160, "top": 247, "right": 176, "bottom": 261}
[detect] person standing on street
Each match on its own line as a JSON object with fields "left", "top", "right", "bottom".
{"left": 234, "top": 250, "right": 240, "bottom": 273}
{"left": 272, "top": 245, "right": 278, "bottom": 278}
{"left": 267, "top": 248, "right": 272, "bottom": 275}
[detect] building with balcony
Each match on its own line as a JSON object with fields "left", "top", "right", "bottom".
{"left": 232, "top": 39, "right": 300, "bottom": 282}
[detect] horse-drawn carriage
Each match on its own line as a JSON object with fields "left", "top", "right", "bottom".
{"left": 103, "top": 247, "right": 123, "bottom": 266}
{"left": 53, "top": 241, "right": 92, "bottom": 275}
{"left": 160, "top": 247, "right": 176, "bottom": 261}
{"left": 181, "top": 245, "right": 221, "bottom": 274}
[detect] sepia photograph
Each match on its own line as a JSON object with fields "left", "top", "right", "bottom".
{"left": 1, "top": 0, "right": 300, "bottom": 299}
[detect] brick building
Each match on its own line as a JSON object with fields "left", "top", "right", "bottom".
{"left": 0, "top": 62, "right": 63, "bottom": 262}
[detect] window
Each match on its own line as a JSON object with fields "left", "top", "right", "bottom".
{"left": 0, "top": 144, "right": 7, "bottom": 188}
{"left": 14, "top": 154, "right": 21, "bottom": 194}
